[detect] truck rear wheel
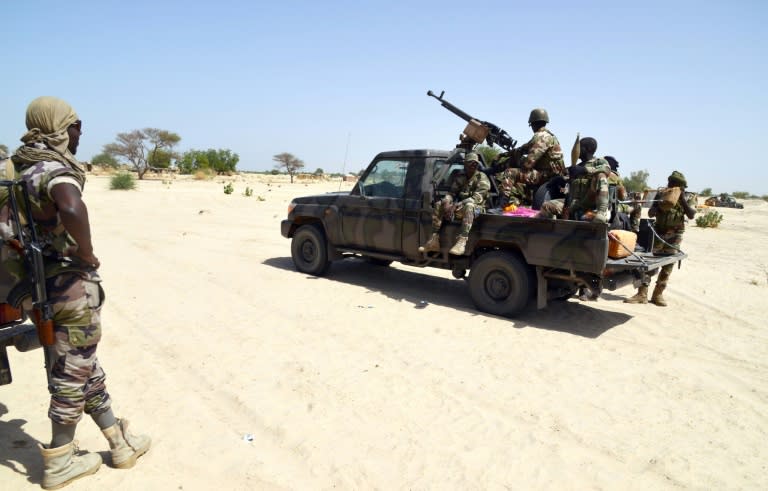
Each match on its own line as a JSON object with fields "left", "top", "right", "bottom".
{"left": 469, "top": 251, "right": 531, "bottom": 317}
{"left": 291, "top": 224, "right": 331, "bottom": 276}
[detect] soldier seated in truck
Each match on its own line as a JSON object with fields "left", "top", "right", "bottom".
{"left": 420, "top": 152, "right": 490, "bottom": 256}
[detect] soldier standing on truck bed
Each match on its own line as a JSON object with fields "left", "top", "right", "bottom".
{"left": 420, "top": 152, "right": 490, "bottom": 256}
{"left": 7, "top": 96, "right": 150, "bottom": 489}
{"left": 495, "top": 108, "right": 566, "bottom": 207}
{"left": 624, "top": 171, "right": 696, "bottom": 306}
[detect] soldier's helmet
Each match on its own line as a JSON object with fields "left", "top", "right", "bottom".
{"left": 464, "top": 152, "right": 480, "bottom": 164}
{"left": 528, "top": 108, "right": 550, "bottom": 125}
{"left": 668, "top": 170, "right": 687, "bottom": 188}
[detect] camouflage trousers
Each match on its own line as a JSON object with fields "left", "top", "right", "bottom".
{"left": 496, "top": 168, "right": 557, "bottom": 206}
{"left": 45, "top": 271, "right": 111, "bottom": 425}
{"left": 619, "top": 203, "right": 642, "bottom": 232}
{"left": 536, "top": 198, "right": 564, "bottom": 218}
{"left": 653, "top": 227, "right": 684, "bottom": 255}
{"left": 642, "top": 263, "right": 673, "bottom": 288}
{"left": 432, "top": 195, "right": 480, "bottom": 236}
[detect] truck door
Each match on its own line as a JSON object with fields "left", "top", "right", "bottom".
{"left": 340, "top": 159, "right": 409, "bottom": 252}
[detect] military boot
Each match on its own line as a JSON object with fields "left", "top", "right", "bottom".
{"left": 419, "top": 233, "right": 441, "bottom": 253}
{"left": 39, "top": 441, "right": 101, "bottom": 490}
{"left": 101, "top": 419, "right": 151, "bottom": 469}
{"left": 449, "top": 236, "right": 468, "bottom": 255}
{"left": 623, "top": 285, "right": 648, "bottom": 304}
{"left": 650, "top": 285, "right": 667, "bottom": 307}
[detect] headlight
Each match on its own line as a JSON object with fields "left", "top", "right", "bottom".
{"left": 287, "top": 201, "right": 296, "bottom": 215}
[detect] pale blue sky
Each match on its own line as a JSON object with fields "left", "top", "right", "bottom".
{"left": 2, "top": 0, "right": 766, "bottom": 194}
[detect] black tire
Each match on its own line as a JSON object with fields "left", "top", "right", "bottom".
{"left": 469, "top": 251, "right": 532, "bottom": 316}
{"left": 291, "top": 224, "right": 331, "bottom": 276}
{"left": 365, "top": 257, "right": 393, "bottom": 267}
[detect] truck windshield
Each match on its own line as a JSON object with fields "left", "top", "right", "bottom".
{"left": 359, "top": 160, "right": 408, "bottom": 198}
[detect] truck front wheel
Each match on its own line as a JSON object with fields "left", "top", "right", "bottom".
{"left": 469, "top": 251, "right": 531, "bottom": 317}
{"left": 291, "top": 224, "right": 331, "bottom": 276}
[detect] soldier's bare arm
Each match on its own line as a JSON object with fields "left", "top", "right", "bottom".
{"left": 50, "top": 182, "right": 100, "bottom": 268}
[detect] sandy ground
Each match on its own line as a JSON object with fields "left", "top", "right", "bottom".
{"left": 1, "top": 173, "right": 766, "bottom": 490}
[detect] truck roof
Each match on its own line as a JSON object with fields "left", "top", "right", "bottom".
{"left": 373, "top": 149, "right": 454, "bottom": 159}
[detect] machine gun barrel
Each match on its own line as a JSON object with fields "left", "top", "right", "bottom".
{"left": 426, "top": 90, "right": 517, "bottom": 151}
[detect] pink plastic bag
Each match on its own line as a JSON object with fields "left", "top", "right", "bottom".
{"left": 502, "top": 206, "right": 539, "bottom": 218}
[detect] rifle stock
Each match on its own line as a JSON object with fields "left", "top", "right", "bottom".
{"left": 1, "top": 180, "right": 54, "bottom": 345}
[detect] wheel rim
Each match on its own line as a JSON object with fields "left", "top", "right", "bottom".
{"left": 300, "top": 239, "right": 317, "bottom": 263}
{"left": 484, "top": 270, "right": 511, "bottom": 301}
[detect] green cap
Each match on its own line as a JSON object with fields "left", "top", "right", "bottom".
{"left": 465, "top": 152, "right": 480, "bottom": 164}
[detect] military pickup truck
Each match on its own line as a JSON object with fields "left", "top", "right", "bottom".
{"left": 280, "top": 148, "right": 687, "bottom": 317}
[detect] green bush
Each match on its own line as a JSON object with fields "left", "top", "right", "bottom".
{"left": 223, "top": 182, "right": 234, "bottom": 195}
{"left": 695, "top": 210, "right": 723, "bottom": 228}
{"left": 110, "top": 172, "right": 136, "bottom": 190}
{"left": 243, "top": 186, "right": 253, "bottom": 197}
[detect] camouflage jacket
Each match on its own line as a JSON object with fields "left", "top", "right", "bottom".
{"left": 568, "top": 157, "right": 611, "bottom": 213}
{"left": 517, "top": 128, "right": 565, "bottom": 176}
{"left": 649, "top": 191, "right": 696, "bottom": 234}
{"left": 450, "top": 170, "right": 491, "bottom": 209}
{"left": 1, "top": 151, "right": 88, "bottom": 283}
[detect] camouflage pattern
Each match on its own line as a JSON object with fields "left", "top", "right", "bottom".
{"left": 649, "top": 191, "right": 696, "bottom": 255}
{"left": 1, "top": 156, "right": 87, "bottom": 284}
{"left": 497, "top": 128, "right": 565, "bottom": 205}
{"left": 47, "top": 271, "right": 111, "bottom": 425}
{"left": 536, "top": 198, "right": 564, "bottom": 218}
{"left": 568, "top": 157, "right": 611, "bottom": 221}
{"left": 1, "top": 155, "right": 110, "bottom": 424}
{"left": 432, "top": 169, "right": 490, "bottom": 236}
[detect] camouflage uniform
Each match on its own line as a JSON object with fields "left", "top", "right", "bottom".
{"left": 567, "top": 157, "right": 611, "bottom": 222}
{"left": 432, "top": 168, "right": 490, "bottom": 236}
{"left": 497, "top": 128, "right": 565, "bottom": 205}
{"left": 10, "top": 154, "right": 111, "bottom": 425}
{"left": 625, "top": 171, "right": 695, "bottom": 306}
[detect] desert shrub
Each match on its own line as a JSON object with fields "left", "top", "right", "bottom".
{"left": 695, "top": 210, "right": 723, "bottom": 228}
{"left": 243, "top": 186, "right": 253, "bottom": 197}
{"left": 223, "top": 182, "right": 234, "bottom": 195}
{"left": 193, "top": 168, "right": 215, "bottom": 180}
{"left": 110, "top": 172, "right": 136, "bottom": 190}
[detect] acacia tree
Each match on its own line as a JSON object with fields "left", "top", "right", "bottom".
{"left": 91, "top": 152, "right": 119, "bottom": 168}
{"left": 273, "top": 152, "right": 304, "bottom": 183}
{"left": 622, "top": 169, "right": 650, "bottom": 193}
{"left": 177, "top": 148, "right": 239, "bottom": 174}
{"left": 103, "top": 128, "right": 181, "bottom": 179}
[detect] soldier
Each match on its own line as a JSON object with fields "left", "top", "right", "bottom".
{"left": 564, "top": 137, "right": 611, "bottom": 223}
{"left": 420, "top": 152, "right": 490, "bottom": 256}
{"left": 604, "top": 155, "right": 641, "bottom": 232}
{"left": 496, "top": 108, "right": 566, "bottom": 207}
{"left": 624, "top": 171, "right": 696, "bottom": 306}
{"left": 8, "top": 97, "right": 150, "bottom": 489}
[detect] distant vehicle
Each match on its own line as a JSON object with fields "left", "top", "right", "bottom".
{"left": 704, "top": 194, "right": 744, "bottom": 209}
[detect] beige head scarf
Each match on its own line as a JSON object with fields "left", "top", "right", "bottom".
{"left": 13, "top": 96, "right": 83, "bottom": 171}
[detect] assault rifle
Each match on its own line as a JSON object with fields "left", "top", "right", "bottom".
{"left": 0, "top": 180, "right": 54, "bottom": 346}
{"left": 427, "top": 90, "right": 517, "bottom": 152}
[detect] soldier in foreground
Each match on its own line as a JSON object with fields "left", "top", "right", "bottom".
{"left": 624, "top": 171, "right": 696, "bottom": 306}
{"left": 420, "top": 152, "right": 490, "bottom": 255}
{"left": 8, "top": 96, "right": 150, "bottom": 489}
{"left": 496, "top": 108, "right": 566, "bottom": 207}
{"left": 564, "top": 137, "right": 611, "bottom": 223}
